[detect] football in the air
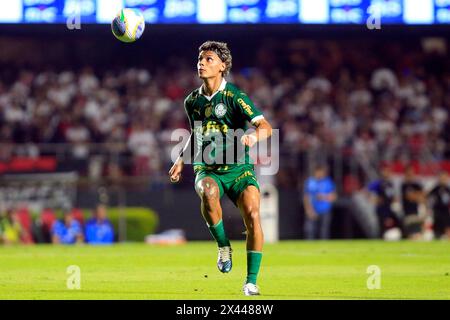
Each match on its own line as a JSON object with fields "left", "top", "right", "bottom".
{"left": 111, "top": 8, "right": 145, "bottom": 43}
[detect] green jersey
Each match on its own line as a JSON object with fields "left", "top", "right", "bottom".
{"left": 184, "top": 79, "right": 264, "bottom": 167}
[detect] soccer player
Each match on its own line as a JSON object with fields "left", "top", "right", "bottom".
{"left": 168, "top": 41, "right": 273, "bottom": 296}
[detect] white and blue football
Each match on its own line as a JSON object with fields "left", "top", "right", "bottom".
{"left": 111, "top": 8, "right": 145, "bottom": 43}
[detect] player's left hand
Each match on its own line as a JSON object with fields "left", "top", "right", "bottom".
{"left": 241, "top": 134, "right": 258, "bottom": 148}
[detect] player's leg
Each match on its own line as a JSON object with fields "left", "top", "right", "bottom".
{"left": 236, "top": 185, "right": 263, "bottom": 295}
{"left": 196, "top": 177, "right": 222, "bottom": 226}
{"left": 319, "top": 212, "right": 332, "bottom": 239}
{"left": 195, "top": 176, "right": 232, "bottom": 273}
{"left": 304, "top": 216, "right": 317, "bottom": 240}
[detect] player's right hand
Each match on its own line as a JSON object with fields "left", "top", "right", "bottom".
{"left": 168, "top": 159, "right": 183, "bottom": 183}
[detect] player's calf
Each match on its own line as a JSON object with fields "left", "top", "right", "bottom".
{"left": 196, "top": 178, "right": 233, "bottom": 273}
{"left": 238, "top": 186, "right": 264, "bottom": 292}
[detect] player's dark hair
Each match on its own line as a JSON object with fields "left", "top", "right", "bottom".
{"left": 199, "top": 41, "right": 232, "bottom": 77}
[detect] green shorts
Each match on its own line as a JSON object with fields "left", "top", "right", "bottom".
{"left": 194, "top": 164, "right": 260, "bottom": 205}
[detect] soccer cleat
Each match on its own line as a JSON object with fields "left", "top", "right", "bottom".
{"left": 217, "top": 246, "right": 233, "bottom": 273}
{"left": 243, "top": 282, "right": 260, "bottom": 296}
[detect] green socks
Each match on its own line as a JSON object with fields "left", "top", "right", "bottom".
{"left": 208, "top": 220, "right": 230, "bottom": 247}
{"left": 246, "top": 251, "right": 263, "bottom": 285}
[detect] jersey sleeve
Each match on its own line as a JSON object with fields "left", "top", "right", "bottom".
{"left": 327, "top": 179, "right": 336, "bottom": 193}
{"left": 72, "top": 221, "right": 82, "bottom": 235}
{"left": 184, "top": 96, "right": 194, "bottom": 130}
{"left": 304, "top": 179, "right": 314, "bottom": 195}
{"left": 234, "top": 91, "right": 264, "bottom": 125}
{"left": 51, "top": 221, "right": 64, "bottom": 237}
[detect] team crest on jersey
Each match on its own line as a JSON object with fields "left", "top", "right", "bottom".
{"left": 214, "top": 103, "right": 227, "bottom": 118}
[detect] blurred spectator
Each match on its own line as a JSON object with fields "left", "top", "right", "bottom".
{"left": 401, "top": 166, "right": 426, "bottom": 239}
{"left": 70, "top": 208, "right": 85, "bottom": 225}
{"left": 65, "top": 118, "right": 91, "bottom": 172}
{"left": 85, "top": 205, "right": 114, "bottom": 244}
{"left": 65, "top": 118, "right": 91, "bottom": 158}
{"left": 0, "top": 38, "right": 448, "bottom": 191}
{"left": 427, "top": 171, "right": 450, "bottom": 240}
{"left": 368, "top": 166, "right": 402, "bottom": 238}
{"left": 14, "top": 207, "right": 34, "bottom": 244}
{"left": 51, "top": 212, "right": 84, "bottom": 244}
{"left": 302, "top": 165, "right": 337, "bottom": 239}
{"left": 0, "top": 210, "right": 23, "bottom": 245}
{"left": 32, "top": 208, "right": 57, "bottom": 243}
{"left": 128, "top": 121, "right": 159, "bottom": 176}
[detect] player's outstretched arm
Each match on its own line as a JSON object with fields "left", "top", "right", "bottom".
{"left": 241, "top": 118, "right": 272, "bottom": 148}
{"left": 169, "top": 157, "right": 184, "bottom": 183}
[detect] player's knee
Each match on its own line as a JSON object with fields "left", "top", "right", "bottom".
{"left": 197, "top": 180, "right": 219, "bottom": 203}
{"left": 244, "top": 206, "right": 260, "bottom": 223}
{"left": 204, "top": 185, "right": 219, "bottom": 201}
{"left": 244, "top": 209, "right": 262, "bottom": 234}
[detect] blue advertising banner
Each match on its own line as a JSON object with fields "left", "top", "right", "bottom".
{"left": 0, "top": 0, "right": 448, "bottom": 24}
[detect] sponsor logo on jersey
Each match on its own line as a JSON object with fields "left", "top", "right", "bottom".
{"left": 237, "top": 98, "right": 254, "bottom": 116}
{"left": 235, "top": 170, "right": 254, "bottom": 182}
{"left": 199, "top": 121, "right": 229, "bottom": 136}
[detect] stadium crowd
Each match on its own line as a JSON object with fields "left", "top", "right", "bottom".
{"left": 0, "top": 39, "right": 449, "bottom": 182}
{"left": 1, "top": 38, "right": 449, "bottom": 241}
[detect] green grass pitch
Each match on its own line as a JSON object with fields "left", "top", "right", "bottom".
{"left": 0, "top": 241, "right": 449, "bottom": 300}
